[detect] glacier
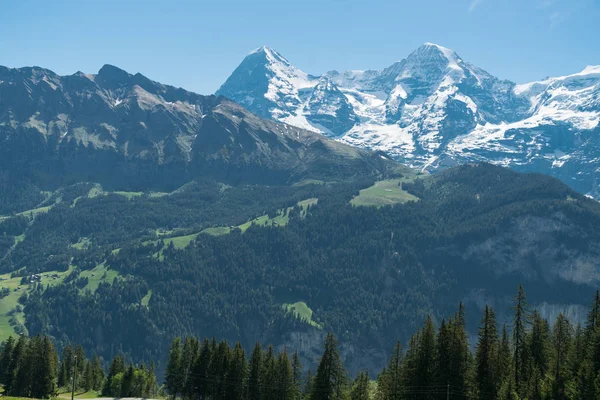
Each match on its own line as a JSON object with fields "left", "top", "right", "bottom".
{"left": 217, "top": 43, "right": 600, "bottom": 196}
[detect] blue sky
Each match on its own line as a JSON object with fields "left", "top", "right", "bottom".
{"left": 1, "top": 0, "right": 598, "bottom": 94}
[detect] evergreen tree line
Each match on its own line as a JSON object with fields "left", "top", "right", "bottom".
{"left": 102, "top": 353, "right": 158, "bottom": 398}
{"left": 0, "top": 335, "right": 157, "bottom": 399}
{"left": 164, "top": 286, "right": 600, "bottom": 400}
{"left": 0, "top": 335, "right": 58, "bottom": 398}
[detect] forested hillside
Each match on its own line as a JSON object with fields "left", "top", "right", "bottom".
{"left": 3, "top": 286, "right": 600, "bottom": 399}
{"left": 3, "top": 163, "right": 600, "bottom": 375}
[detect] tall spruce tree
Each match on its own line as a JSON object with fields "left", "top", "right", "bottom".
{"left": 276, "top": 350, "right": 295, "bottom": 400}
{"left": 83, "top": 360, "right": 93, "bottom": 392}
{"left": 225, "top": 342, "right": 248, "bottom": 400}
{"left": 415, "top": 315, "right": 437, "bottom": 399}
{"left": 449, "top": 303, "right": 471, "bottom": 399}
{"left": 58, "top": 344, "right": 74, "bottom": 389}
{"left": 350, "top": 371, "right": 369, "bottom": 400}
{"left": 475, "top": 305, "right": 499, "bottom": 400}
{"left": 211, "top": 340, "right": 231, "bottom": 400}
{"left": 92, "top": 355, "right": 104, "bottom": 391}
{"left": 551, "top": 313, "right": 573, "bottom": 400}
{"left": 192, "top": 338, "right": 213, "bottom": 400}
{"left": 291, "top": 350, "right": 303, "bottom": 400}
{"left": 512, "top": 284, "right": 529, "bottom": 396}
{"left": 0, "top": 336, "right": 15, "bottom": 385}
{"left": 248, "top": 342, "right": 262, "bottom": 400}
{"left": 496, "top": 325, "right": 512, "bottom": 388}
{"left": 529, "top": 310, "right": 551, "bottom": 378}
{"left": 312, "top": 333, "right": 347, "bottom": 400}
{"left": 382, "top": 341, "right": 403, "bottom": 399}
{"left": 103, "top": 354, "right": 125, "bottom": 396}
{"left": 165, "top": 337, "right": 182, "bottom": 398}
{"left": 261, "top": 345, "right": 277, "bottom": 400}
{"left": 180, "top": 336, "right": 200, "bottom": 399}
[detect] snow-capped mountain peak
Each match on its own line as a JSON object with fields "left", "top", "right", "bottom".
{"left": 218, "top": 46, "right": 600, "bottom": 196}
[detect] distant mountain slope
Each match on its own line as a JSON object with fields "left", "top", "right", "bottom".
{"left": 217, "top": 44, "right": 600, "bottom": 196}
{"left": 0, "top": 64, "right": 405, "bottom": 213}
{"left": 10, "top": 163, "right": 600, "bottom": 375}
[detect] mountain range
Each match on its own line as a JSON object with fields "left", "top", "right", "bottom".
{"left": 2, "top": 61, "right": 600, "bottom": 375}
{"left": 0, "top": 63, "right": 400, "bottom": 214}
{"left": 217, "top": 44, "right": 600, "bottom": 197}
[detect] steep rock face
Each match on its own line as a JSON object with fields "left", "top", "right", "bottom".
{"left": 217, "top": 47, "right": 358, "bottom": 136}
{"left": 218, "top": 44, "right": 600, "bottom": 196}
{"left": 0, "top": 64, "right": 401, "bottom": 193}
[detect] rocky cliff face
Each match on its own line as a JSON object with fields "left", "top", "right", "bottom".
{"left": 218, "top": 44, "right": 600, "bottom": 196}
{"left": 0, "top": 64, "right": 401, "bottom": 193}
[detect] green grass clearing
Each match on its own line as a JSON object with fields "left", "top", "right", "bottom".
{"left": 72, "top": 237, "right": 92, "bottom": 250}
{"left": 141, "top": 290, "right": 152, "bottom": 307}
{"left": 0, "top": 263, "right": 120, "bottom": 341}
{"left": 203, "top": 197, "right": 318, "bottom": 236}
{"left": 79, "top": 263, "right": 120, "bottom": 293}
{"left": 292, "top": 179, "right": 327, "bottom": 186}
{"left": 201, "top": 226, "right": 232, "bottom": 236}
{"left": 149, "top": 198, "right": 319, "bottom": 256}
{"left": 113, "top": 191, "right": 144, "bottom": 199}
{"left": 16, "top": 205, "right": 53, "bottom": 218}
{"left": 350, "top": 178, "right": 419, "bottom": 207}
{"left": 87, "top": 185, "right": 104, "bottom": 198}
{"left": 283, "top": 301, "right": 322, "bottom": 329}
{"left": 0, "top": 267, "right": 75, "bottom": 341}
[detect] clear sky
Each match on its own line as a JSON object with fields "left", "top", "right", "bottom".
{"left": 1, "top": 0, "right": 598, "bottom": 94}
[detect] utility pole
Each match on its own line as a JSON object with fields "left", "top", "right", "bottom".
{"left": 446, "top": 384, "right": 450, "bottom": 400}
{"left": 71, "top": 354, "right": 78, "bottom": 400}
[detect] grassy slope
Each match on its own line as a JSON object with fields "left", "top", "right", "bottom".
{"left": 350, "top": 178, "right": 419, "bottom": 207}
{"left": 141, "top": 290, "right": 152, "bottom": 307}
{"left": 0, "top": 264, "right": 120, "bottom": 341}
{"left": 283, "top": 301, "right": 322, "bottom": 329}
{"left": 0, "top": 268, "right": 73, "bottom": 340}
{"left": 79, "top": 263, "right": 120, "bottom": 293}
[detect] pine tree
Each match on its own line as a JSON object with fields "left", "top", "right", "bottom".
{"left": 350, "top": 371, "right": 369, "bottom": 400}
{"left": 401, "top": 331, "right": 420, "bottom": 397}
{"left": 475, "top": 305, "right": 498, "bottom": 400}
{"left": 211, "top": 340, "right": 231, "bottom": 400}
{"left": 83, "top": 359, "right": 93, "bottom": 392}
{"left": 276, "top": 350, "right": 295, "bottom": 400}
{"left": 103, "top": 355, "right": 125, "bottom": 396}
{"left": 291, "top": 350, "right": 303, "bottom": 400}
{"left": 312, "top": 333, "right": 347, "bottom": 400}
{"left": 551, "top": 313, "right": 572, "bottom": 400}
{"left": 225, "top": 342, "right": 248, "bottom": 400}
{"left": 0, "top": 336, "right": 15, "bottom": 385}
{"left": 415, "top": 315, "right": 437, "bottom": 399}
{"left": 12, "top": 334, "right": 32, "bottom": 397}
{"left": 146, "top": 361, "right": 158, "bottom": 398}
{"left": 74, "top": 345, "right": 86, "bottom": 389}
{"left": 528, "top": 310, "right": 551, "bottom": 378}
{"left": 30, "top": 336, "right": 58, "bottom": 399}
{"left": 261, "top": 345, "right": 277, "bottom": 400}
{"left": 92, "top": 355, "right": 104, "bottom": 391}
{"left": 496, "top": 325, "right": 512, "bottom": 384}
{"left": 165, "top": 337, "right": 182, "bottom": 398}
{"left": 248, "top": 343, "right": 262, "bottom": 400}
{"left": 436, "top": 319, "right": 451, "bottom": 393}
{"left": 120, "top": 364, "right": 134, "bottom": 397}
{"left": 304, "top": 369, "right": 314, "bottom": 399}
{"left": 59, "top": 344, "right": 74, "bottom": 389}
{"left": 449, "top": 303, "right": 471, "bottom": 399}
{"left": 192, "top": 338, "right": 213, "bottom": 400}
{"left": 382, "top": 341, "right": 403, "bottom": 399}
{"left": 180, "top": 336, "right": 200, "bottom": 399}
{"left": 512, "top": 284, "right": 529, "bottom": 396}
